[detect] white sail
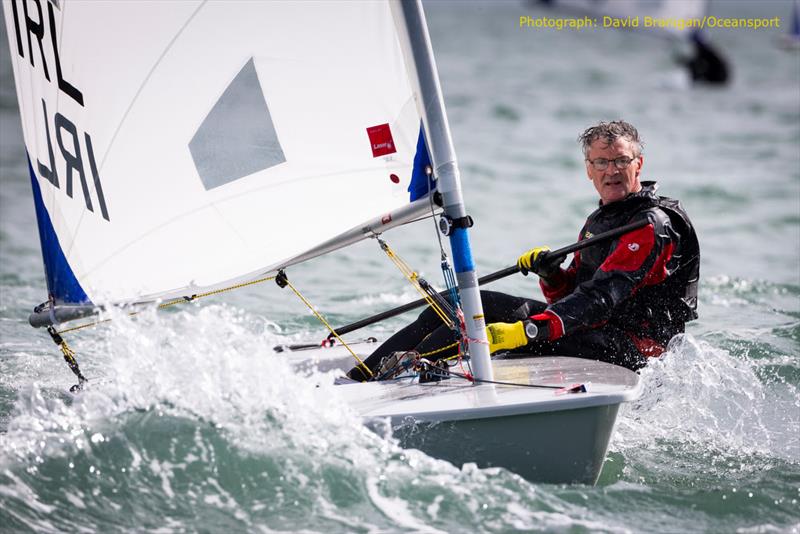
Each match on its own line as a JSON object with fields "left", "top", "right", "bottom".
{"left": 4, "top": 0, "right": 434, "bottom": 309}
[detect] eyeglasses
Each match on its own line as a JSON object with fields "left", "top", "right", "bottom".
{"left": 585, "top": 156, "right": 636, "bottom": 171}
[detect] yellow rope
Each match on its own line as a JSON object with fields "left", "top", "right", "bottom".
{"left": 58, "top": 340, "right": 79, "bottom": 365}
{"left": 49, "top": 328, "right": 88, "bottom": 388}
{"left": 378, "top": 240, "right": 454, "bottom": 329}
{"left": 57, "top": 318, "right": 114, "bottom": 335}
{"left": 55, "top": 275, "right": 277, "bottom": 335}
{"left": 157, "top": 275, "right": 278, "bottom": 309}
{"left": 282, "top": 279, "right": 373, "bottom": 378}
{"left": 48, "top": 258, "right": 472, "bottom": 382}
{"left": 52, "top": 239, "right": 455, "bottom": 382}
{"left": 419, "top": 341, "right": 459, "bottom": 359}
{"left": 49, "top": 273, "right": 376, "bottom": 376}
{"left": 420, "top": 340, "right": 495, "bottom": 362}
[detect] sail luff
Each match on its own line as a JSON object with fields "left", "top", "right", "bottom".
{"left": 396, "top": 0, "right": 493, "bottom": 381}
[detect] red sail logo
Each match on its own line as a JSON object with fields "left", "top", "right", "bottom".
{"left": 366, "top": 123, "right": 397, "bottom": 158}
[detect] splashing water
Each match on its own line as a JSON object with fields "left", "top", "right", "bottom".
{"left": 1, "top": 304, "right": 797, "bottom": 533}
{"left": 2, "top": 0, "right": 799, "bottom": 531}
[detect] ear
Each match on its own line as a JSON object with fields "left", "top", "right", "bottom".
{"left": 634, "top": 155, "right": 644, "bottom": 177}
{"left": 585, "top": 161, "right": 593, "bottom": 180}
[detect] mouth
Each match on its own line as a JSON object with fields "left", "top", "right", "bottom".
{"left": 604, "top": 177, "right": 623, "bottom": 187}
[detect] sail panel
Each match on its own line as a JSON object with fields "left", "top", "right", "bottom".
{"left": 4, "top": 1, "right": 430, "bottom": 305}
{"left": 188, "top": 58, "right": 286, "bottom": 191}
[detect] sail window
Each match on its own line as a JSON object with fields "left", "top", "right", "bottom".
{"left": 189, "top": 58, "right": 285, "bottom": 190}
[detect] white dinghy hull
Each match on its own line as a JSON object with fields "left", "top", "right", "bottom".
{"left": 321, "top": 355, "right": 641, "bottom": 485}
{"left": 389, "top": 398, "right": 621, "bottom": 484}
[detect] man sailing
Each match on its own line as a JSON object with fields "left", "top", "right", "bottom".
{"left": 348, "top": 120, "right": 699, "bottom": 380}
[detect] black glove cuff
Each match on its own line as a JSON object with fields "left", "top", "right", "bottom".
{"left": 523, "top": 320, "right": 550, "bottom": 342}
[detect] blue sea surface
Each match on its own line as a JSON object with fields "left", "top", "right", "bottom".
{"left": 1, "top": 1, "right": 798, "bottom": 532}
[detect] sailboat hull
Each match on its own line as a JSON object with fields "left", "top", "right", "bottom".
{"left": 287, "top": 350, "right": 641, "bottom": 485}
{"left": 389, "top": 402, "right": 619, "bottom": 484}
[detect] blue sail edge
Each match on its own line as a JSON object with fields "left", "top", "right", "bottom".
{"left": 27, "top": 155, "right": 92, "bottom": 308}
{"left": 408, "top": 124, "right": 435, "bottom": 201}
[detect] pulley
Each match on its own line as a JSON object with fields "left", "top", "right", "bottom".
{"left": 438, "top": 214, "right": 473, "bottom": 236}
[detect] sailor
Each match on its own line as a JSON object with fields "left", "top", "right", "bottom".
{"left": 677, "top": 31, "right": 730, "bottom": 85}
{"left": 348, "top": 120, "right": 699, "bottom": 381}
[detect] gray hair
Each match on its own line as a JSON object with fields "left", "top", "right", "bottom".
{"left": 578, "top": 120, "right": 643, "bottom": 158}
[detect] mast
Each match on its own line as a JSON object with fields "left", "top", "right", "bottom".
{"left": 398, "top": 1, "right": 493, "bottom": 381}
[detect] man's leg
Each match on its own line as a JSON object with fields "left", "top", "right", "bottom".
{"left": 347, "top": 291, "right": 545, "bottom": 380}
{"left": 346, "top": 303, "right": 446, "bottom": 381}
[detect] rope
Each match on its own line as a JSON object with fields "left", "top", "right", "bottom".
{"left": 47, "top": 326, "right": 87, "bottom": 392}
{"left": 157, "top": 275, "right": 278, "bottom": 309}
{"left": 55, "top": 275, "right": 277, "bottom": 335}
{"left": 49, "top": 272, "right": 376, "bottom": 382}
{"left": 377, "top": 238, "right": 454, "bottom": 329}
{"left": 425, "top": 367, "right": 574, "bottom": 390}
{"left": 57, "top": 318, "right": 114, "bottom": 335}
{"left": 424, "top": 170, "right": 461, "bottom": 333}
{"left": 281, "top": 278, "right": 373, "bottom": 378}
{"left": 424, "top": 336, "right": 490, "bottom": 363}
{"left": 419, "top": 341, "right": 459, "bottom": 359}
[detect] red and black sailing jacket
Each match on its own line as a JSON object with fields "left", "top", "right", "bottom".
{"left": 536, "top": 181, "right": 699, "bottom": 348}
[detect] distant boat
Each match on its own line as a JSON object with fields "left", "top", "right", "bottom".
{"left": 3, "top": 0, "right": 640, "bottom": 485}
{"left": 682, "top": 30, "right": 729, "bottom": 85}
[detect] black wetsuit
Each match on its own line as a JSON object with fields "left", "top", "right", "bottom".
{"left": 349, "top": 181, "right": 699, "bottom": 380}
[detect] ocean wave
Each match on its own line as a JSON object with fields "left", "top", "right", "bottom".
{"left": 0, "top": 304, "right": 652, "bottom": 532}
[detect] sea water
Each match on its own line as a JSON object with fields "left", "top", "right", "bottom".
{"left": 1, "top": 1, "right": 798, "bottom": 532}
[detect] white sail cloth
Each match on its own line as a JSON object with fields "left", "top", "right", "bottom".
{"left": 4, "top": 0, "right": 430, "bottom": 305}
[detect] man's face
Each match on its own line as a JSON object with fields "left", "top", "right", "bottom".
{"left": 585, "top": 137, "right": 643, "bottom": 205}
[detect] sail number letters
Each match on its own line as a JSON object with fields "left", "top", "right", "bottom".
{"left": 9, "top": 0, "right": 110, "bottom": 221}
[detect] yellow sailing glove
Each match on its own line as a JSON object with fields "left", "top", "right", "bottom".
{"left": 517, "top": 246, "right": 560, "bottom": 278}
{"left": 485, "top": 321, "right": 528, "bottom": 354}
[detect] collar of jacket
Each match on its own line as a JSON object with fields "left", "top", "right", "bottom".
{"left": 597, "top": 180, "right": 660, "bottom": 212}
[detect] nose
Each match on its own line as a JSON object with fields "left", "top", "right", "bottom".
{"left": 602, "top": 164, "right": 618, "bottom": 176}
